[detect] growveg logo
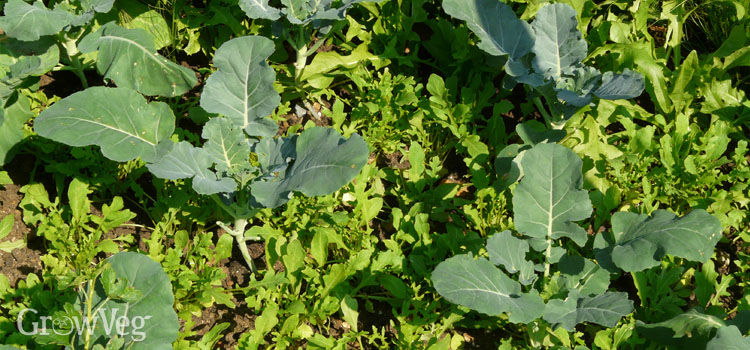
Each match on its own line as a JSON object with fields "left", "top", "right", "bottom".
{"left": 17, "top": 308, "right": 152, "bottom": 341}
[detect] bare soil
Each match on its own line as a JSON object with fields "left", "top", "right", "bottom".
{"left": 0, "top": 184, "right": 43, "bottom": 288}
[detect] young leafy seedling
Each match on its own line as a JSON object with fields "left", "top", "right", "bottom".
{"left": 441, "top": 0, "right": 645, "bottom": 128}
{"left": 240, "top": 0, "right": 382, "bottom": 88}
{"left": 432, "top": 143, "right": 723, "bottom": 332}
{"left": 35, "top": 35, "right": 369, "bottom": 273}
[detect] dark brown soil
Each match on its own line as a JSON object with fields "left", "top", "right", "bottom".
{"left": 187, "top": 230, "right": 260, "bottom": 348}
{"left": 39, "top": 69, "right": 104, "bottom": 99}
{"left": 0, "top": 184, "right": 43, "bottom": 288}
{"left": 378, "top": 151, "right": 411, "bottom": 170}
{"left": 188, "top": 260, "right": 256, "bottom": 348}
{"left": 277, "top": 101, "right": 333, "bottom": 137}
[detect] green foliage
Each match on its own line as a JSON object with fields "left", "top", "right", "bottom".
{"left": 1, "top": 0, "right": 749, "bottom": 348}
{"left": 78, "top": 23, "right": 198, "bottom": 97}
{"left": 35, "top": 87, "right": 176, "bottom": 162}
{"left": 433, "top": 142, "right": 724, "bottom": 339}
{"left": 595, "top": 210, "right": 722, "bottom": 272}
{"left": 19, "top": 179, "right": 136, "bottom": 272}
{"left": 241, "top": 0, "right": 380, "bottom": 25}
{"left": 199, "top": 36, "right": 280, "bottom": 137}
{"left": 24, "top": 252, "right": 178, "bottom": 349}
{"left": 432, "top": 143, "right": 637, "bottom": 331}
{"left": 442, "top": 0, "right": 645, "bottom": 127}
{"left": 0, "top": 0, "right": 76, "bottom": 41}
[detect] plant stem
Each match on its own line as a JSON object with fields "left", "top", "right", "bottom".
{"left": 294, "top": 44, "right": 309, "bottom": 85}
{"left": 532, "top": 97, "right": 552, "bottom": 126}
{"left": 84, "top": 280, "right": 94, "bottom": 350}
{"left": 218, "top": 219, "right": 257, "bottom": 274}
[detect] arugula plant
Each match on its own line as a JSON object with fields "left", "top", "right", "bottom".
{"left": 240, "top": 0, "right": 382, "bottom": 89}
{"left": 34, "top": 35, "right": 369, "bottom": 273}
{"left": 431, "top": 143, "right": 723, "bottom": 333}
{"left": 27, "top": 252, "right": 179, "bottom": 350}
{"left": 19, "top": 178, "right": 136, "bottom": 275}
{"left": 441, "top": 0, "right": 645, "bottom": 128}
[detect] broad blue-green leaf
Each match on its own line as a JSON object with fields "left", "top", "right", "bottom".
{"left": 638, "top": 309, "right": 726, "bottom": 338}
{"left": 200, "top": 36, "right": 280, "bottom": 136}
{"left": 636, "top": 309, "right": 730, "bottom": 347}
{"left": 0, "top": 94, "right": 33, "bottom": 164}
{"left": 201, "top": 118, "right": 251, "bottom": 173}
{"left": 122, "top": 9, "right": 172, "bottom": 50}
{"left": 555, "top": 65, "right": 601, "bottom": 106}
{"left": 79, "top": 23, "right": 197, "bottom": 97}
{"left": 146, "top": 142, "right": 237, "bottom": 195}
{"left": 607, "top": 210, "right": 722, "bottom": 272}
{"left": 239, "top": 0, "right": 281, "bottom": 20}
{"left": 494, "top": 143, "right": 527, "bottom": 188}
{"left": 513, "top": 143, "right": 592, "bottom": 250}
{"left": 486, "top": 231, "right": 536, "bottom": 285}
{"left": 543, "top": 291, "right": 633, "bottom": 330}
{"left": 281, "top": 0, "right": 379, "bottom": 24}
{"left": 255, "top": 135, "right": 297, "bottom": 179}
{"left": 505, "top": 57, "right": 545, "bottom": 87}
{"left": 530, "top": 4, "right": 587, "bottom": 81}
{"left": 34, "top": 87, "right": 175, "bottom": 162}
{"left": 441, "top": 0, "right": 533, "bottom": 60}
{"left": 594, "top": 69, "right": 645, "bottom": 100}
{"left": 431, "top": 254, "right": 545, "bottom": 323}
{"left": 0, "top": 37, "right": 60, "bottom": 78}
{"left": 557, "top": 255, "right": 610, "bottom": 296}
{"left": 251, "top": 127, "right": 368, "bottom": 208}
{"left": 707, "top": 326, "right": 750, "bottom": 350}
{"left": 80, "top": 0, "right": 115, "bottom": 13}
{"left": 0, "top": 0, "right": 74, "bottom": 41}
{"left": 515, "top": 120, "right": 566, "bottom": 145}
{"left": 281, "top": 0, "right": 327, "bottom": 23}
{"left": 77, "top": 252, "right": 179, "bottom": 349}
